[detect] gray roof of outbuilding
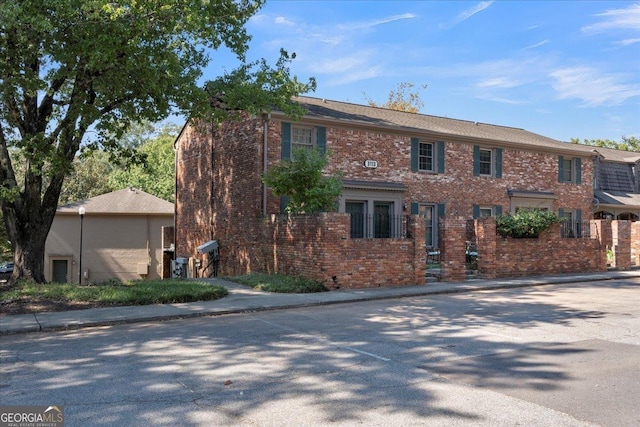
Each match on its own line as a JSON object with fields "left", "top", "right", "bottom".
{"left": 285, "top": 96, "right": 638, "bottom": 162}
{"left": 58, "top": 188, "right": 174, "bottom": 215}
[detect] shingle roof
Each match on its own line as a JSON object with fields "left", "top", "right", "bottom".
{"left": 591, "top": 146, "right": 640, "bottom": 163}
{"left": 595, "top": 190, "right": 640, "bottom": 208}
{"left": 58, "top": 188, "right": 174, "bottom": 215}
{"left": 286, "top": 96, "right": 640, "bottom": 162}
{"left": 600, "top": 163, "right": 636, "bottom": 192}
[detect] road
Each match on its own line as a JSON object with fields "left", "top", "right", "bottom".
{"left": 1, "top": 278, "right": 639, "bottom": 426}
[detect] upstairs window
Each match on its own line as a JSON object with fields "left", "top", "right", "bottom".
{"left": 411, "top": 139, "right": 445, "bottom": 173}
{"left": 419, "top": 142, "right": 434, "bottom": 171}
{"left": 558, "top": 156, "right": 582, "bottom": 184}
{"left": 473, "top": 146, "right": 502, "bottom": 178}
{"left": 281, "top": 122, "right": 326, "bottom": 159}
{"left": 479, "top": 149, "right": 492, "bottom": 175}
{"left": 292, "top": 126, "right": 314, "bottom": 151}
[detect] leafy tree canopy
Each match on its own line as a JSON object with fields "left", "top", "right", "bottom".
{"left": 570, "top": 136, "right": 640, "bottom": 152}
{"left": 0, "top": 0, "right": 315, "bottom": 283}
{"left": 262, "top": 149, "right": 342, "bottom": 215}
{"left": 364, "top": 82, "right": 428, "bottom": 113}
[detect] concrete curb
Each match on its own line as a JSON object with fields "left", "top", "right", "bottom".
{"left": 2, "top": 270, "right": 639, "bottom": 336}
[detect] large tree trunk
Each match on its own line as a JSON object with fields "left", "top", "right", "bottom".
{"left": 2, "top": 167, "right": 65, "bottom": 284}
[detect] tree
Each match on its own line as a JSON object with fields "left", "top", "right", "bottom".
{"left": 262, "top": 149, "right": 342, "bottom": 214}
{"left": 364, "top": 82, "right": 428, "bottom": 113}
{"left": 570, "top": 136, "right": 640, "bottom": 152}
{"left": 58, "top": 150, "right": 116, "bottom": 205}
{"left": 109, "top": 124, "right": 179, "bottom": 202}
{"left": 0, "top": 0, "right": 315, "bottom": 283}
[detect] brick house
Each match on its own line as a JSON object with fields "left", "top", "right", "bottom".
{"left": 175, "top": 96, "right": 639, "bottom": 287}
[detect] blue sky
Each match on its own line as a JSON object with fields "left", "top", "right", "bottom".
{"left": 203, "top": 1, "right": 640, "bottom": 143}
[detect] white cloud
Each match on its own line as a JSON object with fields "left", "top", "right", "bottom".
{"left": 614, "top": 38, "right": 640, "bottom": 46}
{"left": 338, "top": 13, "right": 418, "bottom": 31}
{"left": 522, "top": 40, "right": 550, "bottom": 50}
{"left": 550, "top": 66, "right": 640, "bottom": 106}
{"left": 275, "top": 16, "right": 296, "bottom": 27}
{"left": 452, "top": 1, "right": 494, "bottom": 25}
{"left": 581, "top": 3, "right": 640, "bottom": 33}
{"left": 476, "top": 77, "right": 523, "bottom": 89}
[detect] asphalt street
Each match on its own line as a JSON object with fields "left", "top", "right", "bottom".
{"left": 1, "top": 277, "right": 639, "bottom": 426}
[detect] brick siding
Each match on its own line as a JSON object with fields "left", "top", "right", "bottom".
{"left": 175, "top": 114, "right": 634, "bottom": 287}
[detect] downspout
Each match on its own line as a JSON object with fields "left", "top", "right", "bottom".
{"left": 262, "top": 113, "right": 271, "bottom": 217}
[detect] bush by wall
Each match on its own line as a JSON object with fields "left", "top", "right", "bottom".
{"left": 495, "top": 210, "right": 562, "bottom": 238}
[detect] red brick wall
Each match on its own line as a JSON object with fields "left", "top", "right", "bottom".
{"left": 472, "top": 218, "right": 606, "bottom": 279}
{"left": 262, "top": 120, "right": 594, "bottom": 219}
{"left": 632, "top": 222, "right": 640, "bottom": 266}
{"left": 258, "top": 213, "right": 425, "bottom": 289}
{"left": 175, "top": 115, "right": 609, "bottom": 286}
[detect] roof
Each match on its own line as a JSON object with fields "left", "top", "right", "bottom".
{"left": 58, "top": 188, "right": 174, "bottom": 215}
{"left": 591, "top": 146, "right": 640, "bottom": 163}
{"left": 595, "top": 190, "right": 640, "bottom": 209}
{"left": 600, "top": 163, "right": 636, "bottom": 193}
{"left": 279, "top": 96, "right": 639, "bottom": 162}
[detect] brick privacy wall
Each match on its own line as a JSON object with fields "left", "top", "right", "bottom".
{"left": 472, "top": 218, "right": 606, "bottom": 279}
{"left": 632, "top": 222, "right": 640, "bottom": 266}
{"left": 611, "top": 220, "right": 631, "bottom": 269}
{"left": 439, "top": 218, "right": 468, "bottom": 281}
{"left": 258, "top": 213, "right": 426, "bottom": 289}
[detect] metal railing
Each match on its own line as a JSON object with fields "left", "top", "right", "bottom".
{"left": 560, "top": 220, "right": 591, "bottom": 239}
{"left": 349, "top": 214, "right": 410, "bottom": 239}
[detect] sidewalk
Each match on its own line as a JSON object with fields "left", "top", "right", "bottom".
{"left": 2, "top": 270, "right": 639, "bottom": 335}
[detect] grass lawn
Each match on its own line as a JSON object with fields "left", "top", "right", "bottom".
{"left": 1, "top": 278, "right": 228, "bottom": 307}
{"left": 228, "top": 273, "right": 328, "bottom": 293}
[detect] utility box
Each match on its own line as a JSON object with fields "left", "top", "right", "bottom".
{"left": 137, "top": 263, "right": 149, "bottom": 276}
{"left": 171, "top": 257, "right": 188, "bottom": 278}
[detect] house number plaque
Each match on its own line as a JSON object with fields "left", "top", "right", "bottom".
{"left": 364, "top": 160, "right": 378, "bottom": 168}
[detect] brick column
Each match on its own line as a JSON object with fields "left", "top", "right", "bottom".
{"left": 410, "top": 214, "right": 426, "bottom": 284}
{"left": 611, "top": 220, "right": 631, "bottom": 270}
{"left": 590, "top": 220, "right": 608, "bottom": 271}
{"left": 632, "top": 222, "right": 640, "bottom": 267}
{"left": 475, "top": 217, "right": 497, "bottom": 279}
{"left": 440, "top": 217, "right": 466, "bottom": 282}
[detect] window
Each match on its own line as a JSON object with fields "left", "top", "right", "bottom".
{"left": 479, "top": 207, "right": 493, "bottom": 218}
{"left": 374, "top": 202, "right": 393, "bottom": 238}
{"left": 559, "top": 208, "right": 584, "bottom": 238}
{"left": 479, "top": 149, "right": 492, "bottom": 175}
{"left": 558, "top": 156, "right": 582, "bottom": 184}
{"left": 473, "top": 204, "right": 503, "bottom": 218}
{"left": 346, "top": 201, "right": 366, "bottom": 238}
{"left": 281, "top": 122, "right": 326, "bottom": 160}
{"left": 474, "top": 146, "right": 502, "bottom": 178}
{"left": 419, "top": 142, "right": 434, "bottom": 172}
{"left": 420, "top": 205, "right": 436, "bottom": 248}
{"left": 411, "top": 139, "right": 445, "bottom": 173}
{"left": 561, "top": 158, "right": 573, "bottom": 182}
{"left": 292, "top": 126, "right": 314, "bottom": 151}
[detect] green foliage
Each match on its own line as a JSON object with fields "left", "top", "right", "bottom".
{"left": 570, "top": 136, "right": 640, "bottom": 152}
{"left": 1, "top": 279, "right": 228, "bottom": 306}
{"left": 495, "top": 210, "right": 562, "bottom": 238}
{"left": 59, "top": 150, "right": 117, "bottom": 204}
{"left": 108, "top": 123, "right": 178, "bottom": 202}
{"left": 0, "top": 0, "right": 315, "bottom": 282}
{"left": 230, "top": 273, "right": 328, "bottom": 293}
{"left": 262, "top": 148, "right": 343, "bottom": 214}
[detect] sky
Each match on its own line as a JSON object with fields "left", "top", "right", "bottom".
{"left": 202, "top": 0, "right": 640, "bottom": 143}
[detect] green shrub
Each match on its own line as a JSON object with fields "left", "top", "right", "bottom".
{"left": 495, "top": 210, "right": 562, "bottom": 238}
